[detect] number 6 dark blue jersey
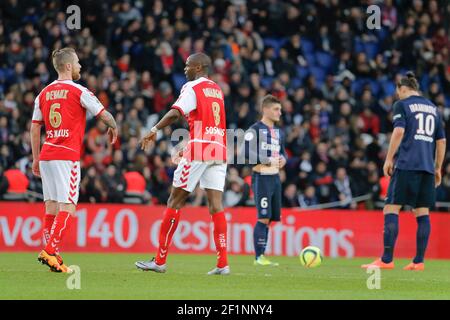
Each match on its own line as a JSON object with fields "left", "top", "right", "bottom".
{"left": 243, "top": 121, "right": 287, "bottom": 167}
{"left": 392, "top": 95, "right": 446, "bottom": 174}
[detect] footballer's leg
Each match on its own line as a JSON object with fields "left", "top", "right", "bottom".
{"left": 403, "top": 172, "right": 434, "bottom": 271}
{"left": 136, "top": 159, "right": 201, "bottom": 272}
{"left": 403, "top": 207, "right": 429, "bottom": 271}
{"left": 135, "top": 187, "right": 189, "bottom": 272}
{"left": 42, "top": 201, "right": 58, "bottom": 269}
{"left": 361, "top": 204, "right": 400, "bottom": 269}
{"left": 362, "top": 170, "right": 404, "bottom": 269}
{"left": 40, "top": 161, "right": 79, "bottom": 273}
{"left": 252, "top": 173, "right": 278, "bottom": 266}
{"left": 157, "top": 187, "right": 189, "bottom": 265}
{"left": 41, "top": 202, "right": 76, "bottom": 273}
{"left": 37, "top": 161, "right": 61, "bottom": 272}
{"left": 206, "top": 188, "right": 229, "bottom": 275}
{"left": 42, "top": 200, "right": 72, "bottom": 272}
{"left": 135, "top": 186, "right": 192, "bottom": 273}
{"left": 252, "top": 172, "right": 269, "bottom": 262}
{"left": 260, "top": 176, "right": 282, "bottom": 267}
{"left": 201, "top": 163, "right": 229, "bottom": 275}
{"left": 43, "top": 201, "right": 58, "bottom": 246}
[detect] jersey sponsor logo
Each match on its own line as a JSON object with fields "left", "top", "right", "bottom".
{"left": 46, "top": 129, "right": 70, "bottom": 138}
{"left": 414, "top": 134, "right": 434, "bottom": 143}
{"left": 261, "top": 141, "right": 281, "bottom": 152}
{"left": 204, "top": 126, "right": 225, "bottom": 136}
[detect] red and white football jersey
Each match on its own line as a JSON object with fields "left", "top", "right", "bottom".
{"left": 171, "top": 77, "right": 227, "bottom": 162}
{"left": 32, "top": 80, "right": 105, "bottom": 161}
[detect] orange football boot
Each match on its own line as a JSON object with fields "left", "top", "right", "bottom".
{"left": 38, "top": 250, "right": 62, "bottom": 272}
{"left": 51, "top": 254, "right": 73, "bottom": 273}
{"left": 403, "top": 262, "right": 425, "bottom": 271}
{"left": 361, "top": 258, "right": 395, "bottom": 269}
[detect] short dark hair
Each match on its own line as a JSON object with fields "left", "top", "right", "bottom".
{"left": 261, "top": 94, "right": 281, "bottom": 108}
{"left": 397, "top": 71, "right": 420, "bottom": 91}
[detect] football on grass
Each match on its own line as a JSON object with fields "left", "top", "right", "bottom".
{"left": 299, "top": 246, "right": 323, "bottom": 268}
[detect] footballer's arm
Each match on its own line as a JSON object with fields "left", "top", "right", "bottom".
{"left": 383, "top": 127, "right": 405, "bottom": 177}
{"left": 153, "top": 108, "right": 183, "bottom": 131}
{"left": 141, "top": 108, "right": 182, "bottom": 151}
{"left": 30, "top": 122, "right": 42, "bottom": 177}
{"left": 98, "top": 110, "right": 118, "bottom": 144}
{"left": 435, "top": 138, "right": 446, "bottom": 187}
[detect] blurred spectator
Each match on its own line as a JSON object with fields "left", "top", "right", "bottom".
{"left": 101, "top": 164, "right": 127, "bottom": 203}
{"left": 4, "top": 165, "right": 29, "bottom": 193}
{"left": 153, "top": 81, "right": 174, "bottom": 113}
{"left": 0, "top": 116, "right": 10, "bottom": 144}
{"left": 224, "top": 179, "right": 247, "bottom": 207}
{"left": 310, "top": 161, "right": 333, "bottom": 203}
{"left": 366, "top": 170, "right": 382, "bottom": 210}
{"left": 282, "top": 183, "right": 300, "bottom": 208}
{"left": 331, "top": 167, "right": 355, "bottom": 209}
{"left": 382, "top": 0, "right": 398, "bottom": 30}
{"left": 224, "top": 168, "right": 250, "bottom": 207}
{"left": 359, "top": 107, "right": 380, "bottom": 136}
{"left": 123, "top": 167, "right": 151, "bottom": 204}
{"left": 80, "top": 166, "right": 106, "bottom": 203}
{"left": 124, "top": 169, "right": 146, "bottom": 193}
{"left": 299, "top": 185, "right": 318, "bottom": 208}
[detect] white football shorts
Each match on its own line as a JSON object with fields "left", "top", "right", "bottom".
{"left": 172, "top": 158, "right": 227, "bottom": 192}
{"left": 39, "top": 160, "right": 81, "bottom": 205}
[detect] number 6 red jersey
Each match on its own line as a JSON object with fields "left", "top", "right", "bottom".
{"left": 171, "top": 77, "right": 227, "bottom": 162}
{"left": 32, "top": 80, "right": 105, "bottom": 161}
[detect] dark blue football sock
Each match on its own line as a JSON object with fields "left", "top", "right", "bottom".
{"left": 253, "top": 221, "right": 268, "bottom": 259}
{"left": 381, "top": 213, "right": 399, "bottom": 263}
{"left": 413, "top": 215, "right": 431, "bottom": 264}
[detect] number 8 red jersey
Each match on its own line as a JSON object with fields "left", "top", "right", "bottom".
{"left": 171, "top": 77, "right": 227, "bottom": 162}
{"left": 32, "top": 80, "right": 105, "bottom": 161}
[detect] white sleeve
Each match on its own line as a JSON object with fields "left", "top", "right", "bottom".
{"left": 171, "top": 84, "right": 197, "bottom": 116}
{"left": 79, "top": 87, "right": 105, "bottom": 116}
{"left": 32, "top": 94, "right": 43, "bottom": 123}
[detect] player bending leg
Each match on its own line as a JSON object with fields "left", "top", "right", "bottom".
{"left": 31, "top": 48, "right": 117, "bottom": 272}
{"left": 362, "top": 72, "right": 446, "bottom": 271}
{"left": 244, "top": 95, "right": 287, "bottom": 266}
{"left": 135, "top": 53, "right": 229, "bottom": 275}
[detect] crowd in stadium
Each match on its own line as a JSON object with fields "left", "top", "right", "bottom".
{"left": 0, "top": 0, "right": 449, "bottom": 209}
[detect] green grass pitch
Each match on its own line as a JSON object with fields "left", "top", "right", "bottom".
{"left": 1, "top": 253, "right": 449, "bottom": 300}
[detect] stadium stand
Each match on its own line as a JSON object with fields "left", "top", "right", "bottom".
{"left": 0, "top": 0, "right": 449, "bottom": 210}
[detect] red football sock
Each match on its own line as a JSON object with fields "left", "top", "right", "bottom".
{"left": 43, "top": 214, "right": 56, "bottom": 245}
{"left": 212, "top": 211, "right": 228, "bottom": 268}
{"left": 155, "top": 208, "right": 180, "bottom": 265}
{"left": 44, "top": 211, "right": 72, "bottom": 255}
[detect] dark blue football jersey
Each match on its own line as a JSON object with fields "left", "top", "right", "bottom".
{"left": 243, "top": 121, "right": 287, "bottom": 166}
{"left": 392, "top": 95, "right": 446, "bottom": 174}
